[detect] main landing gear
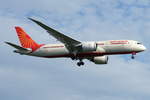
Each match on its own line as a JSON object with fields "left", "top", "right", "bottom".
{"left": 77, "top": 61, "right": 84, "bottom": 66}
{"left": 71, "top": 57, "right": 85, "bottom": 66}
{"left": 76, "top": 59, "right": 84, "bottom": 66}
{"left": 131, "top": 52, "right": 136, "bottom": 59}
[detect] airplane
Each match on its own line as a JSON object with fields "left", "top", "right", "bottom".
{"left": 5, "top": 18, "right": 146, "bottom": 66}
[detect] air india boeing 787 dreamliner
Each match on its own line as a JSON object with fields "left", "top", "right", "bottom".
{"left": 5, "top": 18, "right": 146, "bottom": 66}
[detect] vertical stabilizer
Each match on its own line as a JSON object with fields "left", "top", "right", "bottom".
{"left": 15, "top": 27, "right": 40, "bottom": 51}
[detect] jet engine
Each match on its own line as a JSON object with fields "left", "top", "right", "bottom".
{"left": 81, "top": 42, "right": 97, "bottom": 52}
{"left": 92, "top": 56, "right": 108, "bottom": 64}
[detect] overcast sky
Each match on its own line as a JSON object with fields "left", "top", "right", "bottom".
{"left": 1, "top": 0, "right": 150, "bottom": 100}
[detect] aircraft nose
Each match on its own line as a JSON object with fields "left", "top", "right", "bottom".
{"left": 140, "top": 45, "right": 146, "bottom": 51}
{"left": 142, "top": 46, "right": 146, "bottom": 51}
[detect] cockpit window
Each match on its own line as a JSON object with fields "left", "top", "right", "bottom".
{"left": 137, "top": 42, "right": 141, "bottom": 44}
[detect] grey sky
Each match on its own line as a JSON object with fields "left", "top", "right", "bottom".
{"left": 1, "top": 0, "right": 150, "bottom": 100}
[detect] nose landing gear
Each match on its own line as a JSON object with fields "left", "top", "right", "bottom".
{"left": 131, "top": 52, "right": 136, "bottom": 59}
{"left": 131, "top": 55, "right": 135, "bottom": 59}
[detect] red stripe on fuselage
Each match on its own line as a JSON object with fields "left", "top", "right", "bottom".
{"left": 43, "top": 46, "right": 64, "bottom": 48}
{"left": 42, "top": 51, "right": 141, "bottom": 58}
{"left": 111, "top": 43, "right": 128, "bottom": 44}
{"left": 110, "top": 40, "right": 129, "bottom": 45}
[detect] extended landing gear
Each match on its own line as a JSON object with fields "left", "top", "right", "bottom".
{"left": 71, "top": 57, "right": 85, "bottom": 66}
{"left": 77, "top": 61, "right": 84, "bottom": 66}
{"left": 131, "top": 55, "right": 135, "bottom": 59}
{"left": 76, "top": 59, "right": 84, "bottom": 66}
{"left": 131, "top": 52, "right": 136, "bottom": 59}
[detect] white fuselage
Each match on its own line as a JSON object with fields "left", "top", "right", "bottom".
{"left": 7, "top": 19, "right": 146, "bottom": 66}
{"left": 29, "top": 40, "right": 146, "bottom": 58}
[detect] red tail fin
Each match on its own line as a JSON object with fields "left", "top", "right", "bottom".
{"left": 15, "top": 27, "right": 40, "bottom": 50}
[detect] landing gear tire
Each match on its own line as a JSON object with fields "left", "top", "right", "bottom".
{"left": 77, "top": 62, "right": 81, "bottom": 66}
{"left": 81, "top": 62, "right": 84, "bottom": 65}
{"left": 77, "top": 61, "right": 84, "bottom": 66}
{"left": 131, "top": 55, "right": 135, "bottom": 59}
{"left": 131, "top": 52, "right": 136, "bottom": 59}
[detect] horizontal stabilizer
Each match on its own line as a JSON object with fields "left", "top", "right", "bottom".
{"left": 5, "top": 42, "right": 28, "bottom": 51}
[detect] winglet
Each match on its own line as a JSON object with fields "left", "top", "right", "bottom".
{"left": 28, "top": 18, "right": 51, "bottom": 31}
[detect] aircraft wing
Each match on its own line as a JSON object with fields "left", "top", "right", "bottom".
{"left": 29, "top": 18, "right": 81, "bottom": 52}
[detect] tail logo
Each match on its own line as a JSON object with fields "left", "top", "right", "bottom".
{"left": 15, "top": 27, "right": 40, "bottom": 51}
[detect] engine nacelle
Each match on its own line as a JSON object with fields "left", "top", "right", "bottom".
{"left": 92, "top": 56, "right": 108, "bottom": 64}
{"left": 81, "top": 42, "right": 97, "bottom": 52}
